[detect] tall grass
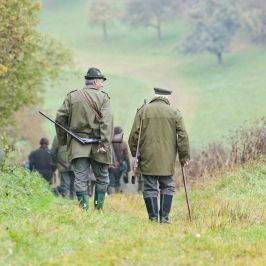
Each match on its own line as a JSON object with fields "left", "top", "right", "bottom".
{"left": 180, "top": 117, "right": 266, "bottom": 183}
{"left": 1, "top": 119, "right": 265, "bottom": 264}
{"left": 0, "top": 160, "right": 265, "bottom": 265}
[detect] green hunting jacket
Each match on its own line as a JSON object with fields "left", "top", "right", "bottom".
{"left": 128, "top": 97, "right": 190, "bottom": 176}
{"left": 55, "top": 85, "right": 113, "bottom": 164}
{"left": 51, "top": 136, "right": 71, "bottom": 172}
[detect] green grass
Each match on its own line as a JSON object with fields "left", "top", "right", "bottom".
{"left": 0, "top": 160, "right": 265, "bottom": 265}
{"left": 176, "top": 48, "right": 266, "bottom": 146}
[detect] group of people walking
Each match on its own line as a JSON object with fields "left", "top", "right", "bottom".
{"left": 29, "top": 67, "right": 190, "bottom": 223}
{"left": 28, "top": 128, "right": 131, "bottom": 200}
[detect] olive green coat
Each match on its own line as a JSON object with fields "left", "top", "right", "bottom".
{"left": 51, "top": 136, "right": 71, "bottom": 172}
{"left": 128, "top": 97, "right": 190, "bottom": 176}
{"left": 55, "top": 85, "right": 113, "bottom": 164}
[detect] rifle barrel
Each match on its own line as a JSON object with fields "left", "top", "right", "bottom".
{"left": 39, "top": 111, "right": 123, "bottom": 144}
{"left": 39, "top": 111, "right": 89, "bottom": 144}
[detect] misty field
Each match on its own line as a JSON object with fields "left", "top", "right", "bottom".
{"left": 1, "top": 1, "right": 266, "bottom": 265}
{"left": 39, "top": 1, "right": 266, "bottom": 148}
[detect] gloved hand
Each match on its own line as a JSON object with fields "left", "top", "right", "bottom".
{"left": 180, "top": 160, "right": 189, "bottom": 167}
{"left": 97, "top": 146, "right": 106, "bottom": 154}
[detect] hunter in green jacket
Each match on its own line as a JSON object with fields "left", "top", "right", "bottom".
{"left": 55, "top": 67, "right": 113, "bottom": 211}
{"left": 128, "top": 88, "right": 190, "bottom": 223}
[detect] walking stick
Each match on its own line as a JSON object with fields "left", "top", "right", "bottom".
{"left": 181, "top": 165, "right": 192, "bottom": 222}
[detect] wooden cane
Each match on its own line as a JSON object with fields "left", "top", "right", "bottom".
{"left": 181, "top": 165, "right": 192, "bottom": 222}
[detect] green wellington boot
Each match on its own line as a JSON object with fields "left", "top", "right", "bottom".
{"left": 94, "top": 189, "right": 98, "bottom": 208}
{"left": 94, "top": 190, "right": 106, "bottom": 210}
{"left": 76, "top": 192, "right": 89, "bottom": 211}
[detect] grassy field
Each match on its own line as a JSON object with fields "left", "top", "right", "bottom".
{"left": 1, "top": 160, "right": 265, "bottom": 265}
{"left": 38, "top": 0, "right": 266, "bottom": 148}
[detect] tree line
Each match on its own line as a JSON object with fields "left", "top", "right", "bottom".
{"left": 1, "top": 0, "right": 266, "bottom": 131}
{"left": 88, "top": 0, "right": 266, "bottom": 64}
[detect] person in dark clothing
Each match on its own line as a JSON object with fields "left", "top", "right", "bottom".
{"left": 108, "top": 127, "right": 131, "bottom": 194}
{"left": 29, "top": 138, "right": 55, "bottom": 184}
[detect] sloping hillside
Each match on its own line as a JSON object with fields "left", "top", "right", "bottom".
{"left": 39, "top": 1, "right": 266, "bottom": 148}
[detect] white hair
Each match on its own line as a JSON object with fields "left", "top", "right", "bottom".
{"left": 155, "top": 94, "right": 171, "bottom": 100}
{"left": 85, "top": 79, "right": 98, "bottom": 85}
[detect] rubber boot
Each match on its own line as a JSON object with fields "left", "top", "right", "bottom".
{"left": 159, "top": 194, "right": 173, "bottom": 224}
{"left": 95, "top": 191, "right": 106, "bottom": 210}
{"left": 94, "top": 189, "right": 98, "bottom": 208}
{"left": 144, "top": 197, "right": 158, "bottom": 223}
{"left": 76, "top": 192, "right": 89, "bottom": 211}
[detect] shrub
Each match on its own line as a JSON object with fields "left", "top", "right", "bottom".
{"left": 176, "top": 117, "right": 266, "bottom": 184}
{"left": 0, "top": 161, "right": 54, "bottom": 222}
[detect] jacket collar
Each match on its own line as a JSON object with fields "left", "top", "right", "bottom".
{"left": 40, "top": 146, "right": 48, "bottom": 150}
{"left": 149, "top": 96, "right": 170, "bottom": 105}
{"left": 84, "top": 85, "right": 98, "bottom": 90}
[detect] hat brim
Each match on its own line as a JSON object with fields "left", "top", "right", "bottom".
{"left": 85, "top": 76, "right": 106, "bottom": 81}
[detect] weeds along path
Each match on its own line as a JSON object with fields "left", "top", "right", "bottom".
{"left": 75, "top": 52, "right": 199, "bottom": 131}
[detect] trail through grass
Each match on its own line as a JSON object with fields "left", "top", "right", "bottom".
{"left": 1, "top": 161, "right": 265, "bottom": 265}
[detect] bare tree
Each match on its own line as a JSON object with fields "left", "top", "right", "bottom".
{"left": 181, "top": 0, "right": 241, "bottom": 64}
{"left": 124, "top": 0, "right": 181, "bottom": 41}
{"left": 88, "top": 0, "right": 117, "bottom": 41}
{"left": 241, "top": 0, "right": 266, "bottom": 44}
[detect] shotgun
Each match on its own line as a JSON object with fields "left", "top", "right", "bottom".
{"left": 39, "top": 111, "right": 123, "bottom": 144}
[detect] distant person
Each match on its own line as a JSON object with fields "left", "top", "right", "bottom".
{"left": 55, "top": 67, "right": 113, "bottom": 211}
{"left": 29, "top": 138, "right": 55, "bottom": 184}
{"left": 108, "top": 127, "right": 131, "bottom": 194}
{"left": 128, "top": 88, "right": 190, "bottom": 223}
{"left": 51, "top": 136, "right": 75, "bottom": 199}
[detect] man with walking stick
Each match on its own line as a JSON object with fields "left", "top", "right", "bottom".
{"left": 128, "top": 88, "right": 190, "bottom": 223}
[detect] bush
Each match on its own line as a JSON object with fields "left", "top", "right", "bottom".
{"left": 176, "top": 117, "right": 266, "bottom": 184}
{"left": 0, "top": 162, "right": 54, "bottom": 222}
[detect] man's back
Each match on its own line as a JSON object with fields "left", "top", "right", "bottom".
{"left": 29, "top": 147, "right": 53, "bottom": 182}
{"left": 56, "top": 85, "right": 113, "bottom": 165}
{"left": 67, "top": 87, "right": 108, "bottom": 136}
{"left": 140, "top": 98, "right": 179, "bottom": 175}
{"left": 129, "top": 96, "right": 189, "bottom": 176}
{"left": 128, "top": 88, "right": 190, "bottom": 223}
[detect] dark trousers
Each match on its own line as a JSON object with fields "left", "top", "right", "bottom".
{"left": 59, "top": 171, "right": 75, "bottom": 199}
{"left": 142, "top": 175, "right": 175, "bottom": 198}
